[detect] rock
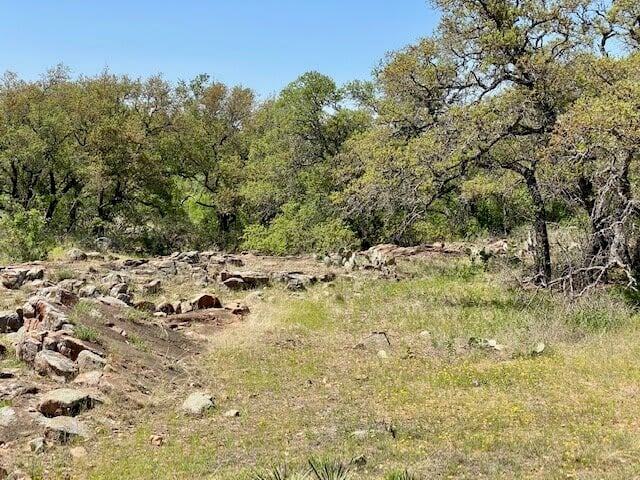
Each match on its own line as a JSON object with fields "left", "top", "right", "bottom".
{"left": 95, "top": 237, "right": 112, "bottom": 251}
{"left": 28, "top": 437, "right": 45, "bottom": 453}
{"left": 110, "top": 283, "right": 129, "bottom": 296}
{"left": 190, "top": 294, "right": 222, "bottom": 310}
{"left": 0, "top": 407, "right": 17, "bottom": 427}
{"left": 57, "top": 279, "right": 84, "bottom": 293}
{"left": 21, "top": 302, "right": 36, "bottom": 319}
{"left": 149, "top": 434, "right": 164, "bottom": 446}
{"left": 0, "top": 381, "right": 38, "bottom": 399}
{"left": 26, "top": 267, "right": 45, "bottom": 281}
{"left": 286, "top": 279, "right": 306, "bottom": 291}
{"left": 178, "top": 251, "right": 201, "bottom": 264}
{"left": 177, "top": 301, "right": 192, "bottom": 314}
{"left": 225, "top": 256, "right": 244, "bottom": 267}
{"left": 47, "top": 334, "right": 103, "bottom": 362}
{"left": 44, "top": 416, "right": 89, "bottom": 443}
{"left": 357, "top": 332, "right": 391, "bottom": 351}
{"left": 0, "top": 311, "right": 22, "bottom": 333}
{"left": 116, "top": 293, "right": 132, "bottom": 305}
{"left": 134, "top": 300, "right": 156, "bottom": 313}
{"left": 156, "top": 302, "right": 175, "bottom": 315}
{"left": 67, "top": 248, "right": 87, "bottom": 261}
{"left": 224, "top": 301, "right": 250, "bottom": 315}
{"left": 72, "top": 371, "right": 103, "bottom": 387}
{"left": 34, "top": 301, "right": 69, "bottom": 331}
{"left": 1, "top": 269, "right": 27, "bottom": 289}
{"left": 78, "top": 285, "right": 98, "bottom": 298}
{"left": 97, "top": 296, "right": 129, "bottom": 308}
{"left": 223, "top": 409, "right": 240, "bottom": 418}
{"left": 34, "top": 350, "right": 78, "bottom": 382}
{"left": 143, "top": 279, "right": 162, "bottom": 295}
{"left": 288, "top": 273, "right": 317, "bottom": 286}
{"left": 222, "top": 277, "right": 247, "bottom": 290}
{"left": 102, "top": 272, "right": 124, "bottom": 286}
{"left": 56, "top": 289, "right": 79, "bottom": 308}
{"left": 151, "top": 260, "right": 177, "bottom": 276}
{"left": 69, "top": 446, "right": 88, "bottom": 459}
{"left": 16, "top": 334, "right": 43, "bottom": 366}
{"left": 38, "top": 388, "right": 99, "bottom": 417}
{"left": 182, "top": 392, "right": 214, "bottom": 416}
{"left": 220, "top": 271, "right": 270, "bottom": 289}
{"left": 77, "top": 350, "right": 106, "bottom": 372}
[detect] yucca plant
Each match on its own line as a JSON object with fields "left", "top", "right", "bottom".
{"left": 252, "top": 465, "right": 310, "bottom": 480}
{"left": 308, "top": 458, "right": 351, "bottom": 480}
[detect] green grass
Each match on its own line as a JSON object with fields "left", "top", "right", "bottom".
{"left": 47, "top": 257, "right": 640, "bottom": 479}
{"left": 73, "top": 323, "right": 101, "bottom": 343}
{"left": 127, "top": 332, "right": 150, "bottom": 352}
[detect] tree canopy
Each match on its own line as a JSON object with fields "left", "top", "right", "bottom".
{"left": 1, "top": 0, "right": 639, "bottom": 292}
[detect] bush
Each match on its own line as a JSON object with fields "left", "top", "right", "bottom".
{"left": 0, "top": 206, "right": 52, "bottom": 262}
{"left": 242, "top": 202, "right": 359, "bottom": 255}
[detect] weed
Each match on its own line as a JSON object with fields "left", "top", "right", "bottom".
{"left": 253, "top": 465, "right": 310, "bottom": 480}
{"left": 127, "top": 333, "right": 149, "bottom": 352}
{"left": 385, "top": 470, "right": 418, "bottom": 480}
{"left": 49, "top": 268, "right": 75, "bottom": 282}
{"left": 73, "top": 323, "right": 100, "bottom": 343}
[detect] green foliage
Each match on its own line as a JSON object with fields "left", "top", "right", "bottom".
{"left": 0, "top": 205, "right": 52, "bottom": 262}
{"left": 73, "top": 324, "right": 101, "bottom": 343}
{"left": 0, "top": 3, "right": 637, "bottom": 267}
{"left": 242, "top": 202, "right": 359, "bottom": 255}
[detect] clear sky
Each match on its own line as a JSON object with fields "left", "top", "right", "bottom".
{"left": 0, "top": 1, "right": 440, "bottom": 98}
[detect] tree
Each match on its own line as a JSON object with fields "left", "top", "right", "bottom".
{"left": 546, "top": 53, "right": 640, "bottom": 292}
{"left": 168, "top": 75, "right": 255, "bottom": 247}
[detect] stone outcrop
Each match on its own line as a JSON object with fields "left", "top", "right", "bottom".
{"left": 34, "top": 350, "right": 78, "bottom": 383}
{"left": 38, "top": 388, "right": 100, "bottom": 417}
{"left": 182, "top": 392, "right": 214, "bottom": 416}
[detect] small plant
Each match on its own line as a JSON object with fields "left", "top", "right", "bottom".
{"left": 385, "top": 470, "right": 418, "bottom": 480}
{"left": 69, "top": 301, "right": 102, "bottom": 324}
{"left": 125, "top": 308, "right": 149, "bottom": 324}
{"left": 0, "top": 399, "right": 12, "bottom": 408}
{"left": 308, "top": 459, "right": 351, "bottom": 480}
{"left": 253, "top": 465, "right": 310, "bottom": 480}
{"left": 50, "top": 268, "right": 75, "bottom": 282}
{"left": 128, "top": 333, "right": 149, "bottom": 352}
{"left": 73, "top": 323, "right": 101, "bottom": 343}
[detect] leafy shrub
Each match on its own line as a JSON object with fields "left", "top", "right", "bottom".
{"left": 0, "top": 206, "right": 52, "bottom": 262}
{"left": 242, "top": 202, "right": 359, "bottom": 255}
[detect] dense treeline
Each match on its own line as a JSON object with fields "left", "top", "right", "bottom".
{"left": 1, "top": 0, "right": 639, "bottom": 290}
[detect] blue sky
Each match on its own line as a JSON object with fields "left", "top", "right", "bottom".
{"left": 0, "top": 1, "right": 439, "bottom": 98}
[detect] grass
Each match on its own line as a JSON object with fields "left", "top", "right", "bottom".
{"left": 73, "top": 323, "right": 101, "bottom": 343}
{"left": 43, "top": 256, "right": 640, "bottom": 479}
{"left": 127, "top": 332, "right": 150, "bottom": 352}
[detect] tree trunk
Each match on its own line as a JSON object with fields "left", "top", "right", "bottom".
{"left": 524, "top": 170, "right": 552, "bottom": 284}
